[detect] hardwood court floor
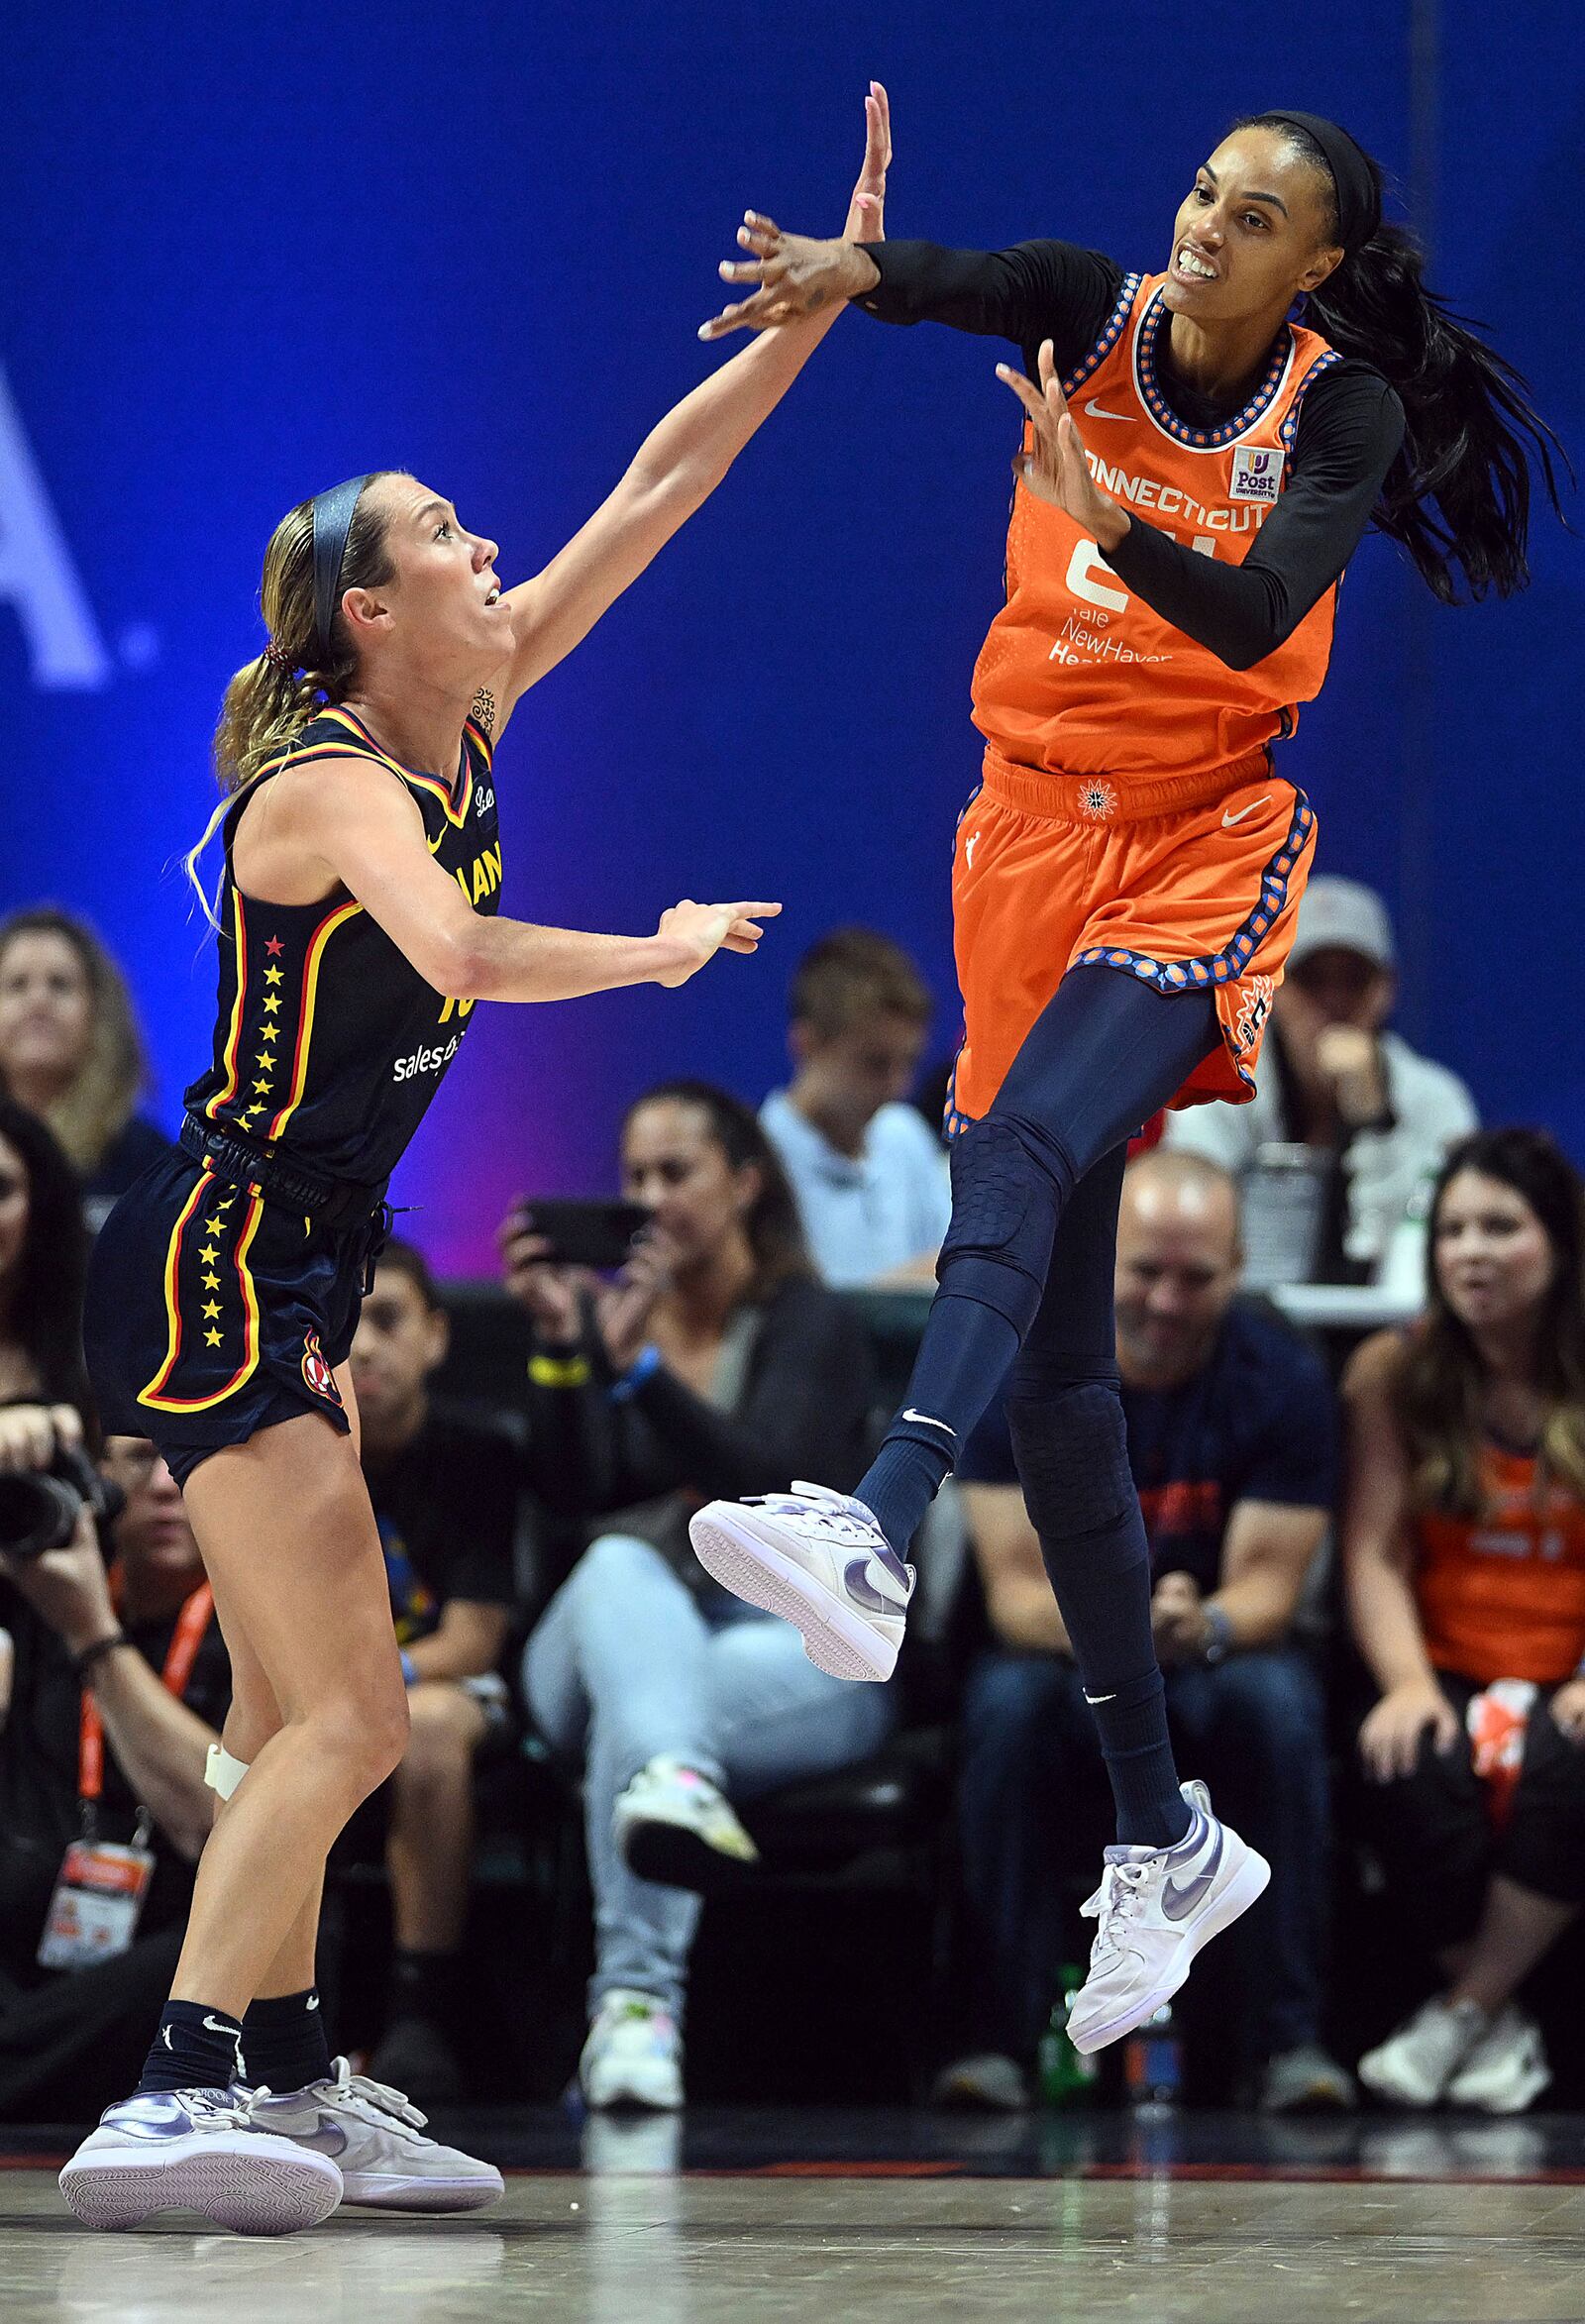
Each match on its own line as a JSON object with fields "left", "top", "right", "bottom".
{"left": 4, "top": 2108, "right": 1585, "bottom": 2322}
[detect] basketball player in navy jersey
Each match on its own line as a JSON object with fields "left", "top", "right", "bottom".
{"left": 59, "top": 91, "right": 893, "bottom": 2234}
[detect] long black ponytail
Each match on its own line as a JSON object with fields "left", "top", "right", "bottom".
{"left": 1238, "top": 114, "right": 1571, "bottom": 603}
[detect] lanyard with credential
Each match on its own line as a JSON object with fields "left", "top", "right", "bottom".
{"left": 77, "top": 1582, "right": 215, "bottom": 1840}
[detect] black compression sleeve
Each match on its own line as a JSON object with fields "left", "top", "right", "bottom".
{"left": 1100, "top": 367, "right": 1406, "bottom": 669}
{"left": 854, "top": 240, "right": 1122, "bottom": 374}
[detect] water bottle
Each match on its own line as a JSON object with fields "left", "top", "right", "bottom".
{"left": 1123, "top": 2002, "right": 1182, "bottom": 2110}
{"left": 1037, "top": 1966, "right": 1099, "bottom": 2107}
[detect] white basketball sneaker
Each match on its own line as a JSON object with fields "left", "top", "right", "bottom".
{"left": 1359, "top": 1996, "right": 1492, "bottom": 2108}
{"left": 688, "top": 1482, "right": 914, "bottom": 1681}
{"left": 1445, "top": 2004, "right": 1552, "bottom": 2114}
{"left": 613, "top": 1754, "right": 760, "bottom": 1891}
{"left": 1068, "top": 1780, "right": 1271, "bottom": 2056}
{"left": 58, "top": 2085, "right": 344, "bottom": 2234}
{"left": 248, "top": 2057, "right": 503, "bottom": 2211}
{"left": 580, "top": 1992, "right": 685, "bottom": 2111}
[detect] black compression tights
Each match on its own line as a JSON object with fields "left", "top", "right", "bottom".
{"left": 856, "top": 965, "right": 1221, "bottom": 1846}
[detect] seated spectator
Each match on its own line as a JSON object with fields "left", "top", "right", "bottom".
{"left": 1345, "top": 1128, "right": 1585, "bottom": 2114}
{"left": 0, "top": 1094, "right": 90, "bottom": 1419}
{"left": 0, "top": 1435, "right": 231, "bottom": 2121}
{"left": 349, "top": 1238, "right": 520, "bottom": 2103}
{"left": 760, "top": 927, "right": 950, "bottom": 1286}
{"left": 0, "top": 908, "right": 173, "bottom": 1233}
{"left": 1167, "top": 878, "right": 1477, "bottom": 1284}
{"left": 941, "top": 1149, "right": 1349, "bottom": 2113}
{"left": 502, "top": 1082, "right": 892, "bottom": 2109}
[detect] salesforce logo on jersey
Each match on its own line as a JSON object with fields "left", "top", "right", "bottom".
{"left": 0, "top": 365, "right": 142, "bottom": 690}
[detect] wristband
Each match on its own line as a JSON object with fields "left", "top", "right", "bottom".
{"left": 399, "top": 1650, "right": 417, "bottom": 1687}
{"left": 529, "top": 1351, "right": 591, "bottom": 1389}
{"left": 72, "top": 1632, "right": 131, "bottom": 1683}
{"left": 1201, "top": 1604, "right": 1234, "bottom": 1666}
{"left": 608, "top": 1344, "right": 662, "bottom": 1404}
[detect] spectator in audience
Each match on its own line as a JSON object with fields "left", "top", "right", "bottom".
{"left": 0, "top": 1095, "right": 91, "bottom": 1422}
{"left": 349, "top": 1238, "right": 520, "bottom": 2104}
{"left": 1345, "top": 1128, "right": 1585, "bottom": 2114}
{"left": 1167, "top": 878, "right": 1477, "bottom": 1284}
{"left": 0, "top": 1435, "right": 232, "bottom": 2121}
{"left": 502, "top": 1081, "right": 892, "bottom": 2109}
{"left": 760, "top": 928, "right": 950, "bottom": 1286}
{"left": 940, "top": 1148, "right": 1350, "bottom": 2113}
{"left": 0, "top": 908, "right": 173, "bottom": 1234}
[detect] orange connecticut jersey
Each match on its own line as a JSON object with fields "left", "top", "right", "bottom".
{"left": 972, "top": 271, "right": 1344, "bottom": 784}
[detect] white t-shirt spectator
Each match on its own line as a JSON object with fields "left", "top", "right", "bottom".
{"left": 1167, "top": 1030, "right": 1478, "bottom": 1276}
{"left": 760, "top": 1091, "right": 951, "bottom": 1288}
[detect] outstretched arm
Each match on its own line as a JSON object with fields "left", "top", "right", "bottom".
{"left": 289, "top": 759, "right": 779, "bottom": 1003}
{"left": 704, "top": 230, "right": 1119, "bottom": 374}
{"left": 492, "top": 85, "right": 891, "bottom": 722}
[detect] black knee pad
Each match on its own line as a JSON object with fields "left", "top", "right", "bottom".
{"left": 1004, "top": 1378, "right": 1133, "bottom": 1539}
{"left": 939, "top": 1116, "right": 1065, "bottom": 1290}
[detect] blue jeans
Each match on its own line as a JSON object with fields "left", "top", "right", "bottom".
{"left": 523, "top": 1533, "right": 897, "bottom": 2021}
{"left": 958, "top": 1646, "right": 1330, "bottom": 2064}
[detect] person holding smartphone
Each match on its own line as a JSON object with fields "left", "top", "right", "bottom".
{"left": 499, "top": 1082, "right": 891, "bottom": 2109}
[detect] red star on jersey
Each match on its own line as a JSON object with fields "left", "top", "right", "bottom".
{"left": 264, "top": 935, "right": 284, "bottom": 957}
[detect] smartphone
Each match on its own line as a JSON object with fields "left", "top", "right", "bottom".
{"left": 520, "top": 1198, "right": 650, "bottom": 1271}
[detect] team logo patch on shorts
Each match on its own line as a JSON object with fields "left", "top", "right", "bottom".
{"left": 1234, "top": 975, "right": 1275, "bottom": 1052}
{"left": 301, "top": 1331, "right": 342, "bottom": 1405}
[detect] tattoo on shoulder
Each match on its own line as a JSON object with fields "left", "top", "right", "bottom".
{"left": 470, "top": 687, "right": 497, "bottom": 737}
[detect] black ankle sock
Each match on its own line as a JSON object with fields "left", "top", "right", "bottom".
{"left": 241, "top": 1988, "right": 333, "bottom": 2093}
{"left": 135, "top": 2000, "right": 244, "bottom": 2096}
{"left": 388, "top": 1948, "right": 462, "bottom": 2026}
{"left": 857, "top": 1293, "right": 1023, "bottom": 1553}
{"left": 1090, "top": 1669, "right": 1192, "bottom": 1849}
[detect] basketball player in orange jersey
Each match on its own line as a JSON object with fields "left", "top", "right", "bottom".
{"left": 58, "top": 93, "right": 892, "bottom": 2235}
{"left": 688, "top": 97, "right": 1567, "bottom": 2054}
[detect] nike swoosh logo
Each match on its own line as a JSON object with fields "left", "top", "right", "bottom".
{"left": 1084, "top": 397, "right": 1132, "bottom": 422}
{"left": 844, "top": 1552, "right": 911, "bottom": 1617}
{"left": 1084, "top": 1692, "right": 1117, "bottom": 1706}
{"left": 289, "top": 2116, "right": 350, "bottom": 2158}
{"left": 1221, "top": 796, "right": 1271, "bottom": 829}
{"left": 1161, "top": 1823, "right": 1224, "bottom": 1920}
{"left": 901, "top": 1410, "right": 957, "bottom": 1439}
{"left": 202, "top": 2014, "right": 237, "bottom": 2037}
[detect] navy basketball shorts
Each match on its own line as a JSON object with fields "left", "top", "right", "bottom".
{"left": 85, "top": 1150, "right": 382, "bottom": 1489}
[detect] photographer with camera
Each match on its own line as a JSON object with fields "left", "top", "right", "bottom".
{"left": 0, "top": 1434, "right": 231, "bottom": 2120}
{"left": 0, "top": 1097, "right": 230, "bottom": 2118}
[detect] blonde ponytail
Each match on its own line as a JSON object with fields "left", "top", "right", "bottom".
{"left": 187, "top": 475, "right": 399, "bottom": 927}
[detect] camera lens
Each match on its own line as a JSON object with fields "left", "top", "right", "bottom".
{"left": 0, "top": 1469, "right": 84, "bottom": 1560}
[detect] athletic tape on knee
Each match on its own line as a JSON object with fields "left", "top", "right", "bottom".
{"left": 938, "top": 1117, "right": 1067, "bottom": 1302}
{"left": 204, "top": 1743, "right": 251, "bottom": 1801}
{"left": 1005, "top": 1380, "right": 1134, "bottom": 1538}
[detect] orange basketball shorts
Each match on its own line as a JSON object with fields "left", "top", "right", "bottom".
{"left": 945, "top": 745, "right": 1317, "bottom": 1130}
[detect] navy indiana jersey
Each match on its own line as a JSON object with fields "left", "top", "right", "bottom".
{"left": 183, "top": 704, "right": 502, "bottom": 1189}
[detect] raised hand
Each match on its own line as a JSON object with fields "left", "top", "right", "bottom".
{"left": 699, "top": 81, "right": 891, "bottom": 341}
{"left": 997, "top": 340, "right": 1129, "bottom": 548}
{"left": 654, "top": 898, "right": 782, "bottom": 987}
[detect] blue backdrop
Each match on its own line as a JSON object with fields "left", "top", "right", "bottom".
{"left": 4, "top": 3, "right": 1578, "bottom": 1271}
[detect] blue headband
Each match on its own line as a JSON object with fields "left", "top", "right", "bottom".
{"left": 311, "top": 474, "right": 373, "bottom": 664}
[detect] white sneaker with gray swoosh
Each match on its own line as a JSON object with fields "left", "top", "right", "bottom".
{"left": 247, "top": 2058, "right": 503, "bottom": 2211}
{"left": 1067, "top": 1780, "right": 1270, "bottom": 2056}
{"left": 58, "top": 2085, "right": 344, "bottom": 2233}
{"left": 689, "top": 1482, "right": 914, "bottom": 1681}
